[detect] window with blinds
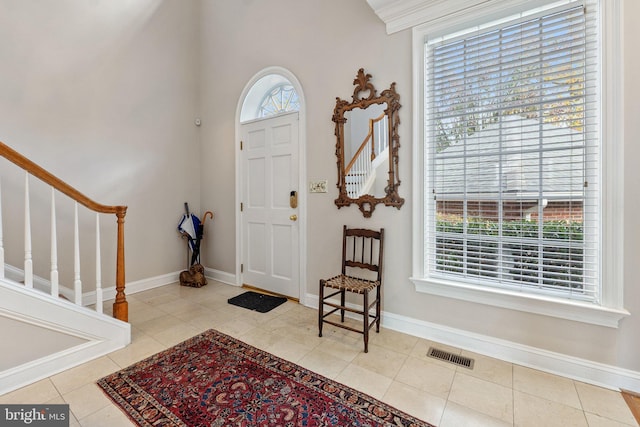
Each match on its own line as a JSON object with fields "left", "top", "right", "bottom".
{"left": 425, "top": 3, "right": 599, "bottom": 302}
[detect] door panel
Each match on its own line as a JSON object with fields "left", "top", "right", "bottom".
{"left": 247, "top": 222, "right": 266, "bottom": 274}
{"left": 272, "top": 224, "right": 292, "bottom": 279}
{"left": 241, "top": 112, "right": 299, "bottom": 298}
{"left": 247, "top": 157, "right": 266, "bottom": 208}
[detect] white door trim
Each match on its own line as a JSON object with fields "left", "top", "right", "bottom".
{"left": 235, "top": 66, "right": 307, "bottom": 305}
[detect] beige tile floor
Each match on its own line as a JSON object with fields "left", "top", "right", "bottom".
{"left": 2, "top": 280, "right": 638, "bottom": 427}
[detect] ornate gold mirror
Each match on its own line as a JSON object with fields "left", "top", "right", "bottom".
{"left": 333, "top": 69, "right": 403, "bottom": 217}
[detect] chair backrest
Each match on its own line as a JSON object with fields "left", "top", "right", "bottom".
{"left": 341, "top": 225, "right": 385, "bottom": 283}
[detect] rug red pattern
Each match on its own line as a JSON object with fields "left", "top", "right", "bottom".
{"left": 98, "top": 329, "right": 435, "bottom": 426}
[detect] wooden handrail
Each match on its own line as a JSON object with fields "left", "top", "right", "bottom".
{"left": 345, "top": 134, "right": 373, "bottom": 175}
{"left": 0, "top": 141, "right": 125, "bottom": 215}
{"left": 344, "top": 113, "right": 386, "bottom": 175}
{"left": 0, "top": 141, "right": 128, "bottom": 322}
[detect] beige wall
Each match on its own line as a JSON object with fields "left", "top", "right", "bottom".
{"left": 199, "top": 0, "right": 640, "bottom": 377}
{"left": 0, "top": 0, "right": 201, "bottom": 285}
{"left": 199, "top": 0, "right": 413, "bottom": 284}
{"left": 0, "top": 0, "right": 637, "bottom": 383}
{"left": 0, "top": 317, "right": 87, "bottom": 371}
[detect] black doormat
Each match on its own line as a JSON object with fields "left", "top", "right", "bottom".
{"left": 227, "top": 291, "right": 288, "bottom": 313}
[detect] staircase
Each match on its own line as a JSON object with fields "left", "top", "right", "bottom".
{"left": 345, "top": 112, "right": 389, "bottom": 198}
{"left": 0, "top": 141, "right": 131, "bottom": 395}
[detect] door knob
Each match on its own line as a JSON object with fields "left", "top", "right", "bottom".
{"left": 289, "top": 214, "right": 298, "bottom": 221}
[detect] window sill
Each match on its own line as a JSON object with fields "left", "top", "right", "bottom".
{"left": 410, "top": 276, "right": 629, "bottom": 328}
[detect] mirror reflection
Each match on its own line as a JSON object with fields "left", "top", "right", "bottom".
{"left": 333, "top": 69, "right": 403, "bottom": 217}
{"left": 343, "top": 104, "right": 388, "bottom": 198}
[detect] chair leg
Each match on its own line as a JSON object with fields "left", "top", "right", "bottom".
{"left": 340, "top": 289, "right": 346, "bottom": 322}
{"left": 375, "top": 285, "right": 381, "bottom": 333}
{"left": 318, "top": 280, "right": 324, "bottom": 337}
{"left": 363, "top": 290, "right": 369, "bottom": 353}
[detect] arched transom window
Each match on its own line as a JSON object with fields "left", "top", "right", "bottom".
{"left": 241, "top": 74, "right": 300, "bottom": 122}
{"left": 258, "top": 83, "right": 300, "bottom": 118}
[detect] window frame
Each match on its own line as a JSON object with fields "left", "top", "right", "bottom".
{"left": 410, "top": 0, "right": 628, "bottom": 328}
{"left": 257, "top": 83, "right": 300, "bottom": 119}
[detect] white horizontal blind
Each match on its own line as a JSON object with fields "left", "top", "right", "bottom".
{"left": 425, "top": 2, "right": 600, "bottom": 302}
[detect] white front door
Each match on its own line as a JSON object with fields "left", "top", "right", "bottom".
{"left": 241, "top": 112, "right": 299, "bottom": 299}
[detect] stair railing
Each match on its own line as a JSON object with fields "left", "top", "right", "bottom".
{"left": 344, "top": 113, "right": 387, "bottom": 198}
{"left": 0, "top": 141, "right": 128, "bottom": 322}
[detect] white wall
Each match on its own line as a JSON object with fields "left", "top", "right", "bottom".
{"left": 621, "top": 0, "right": 640, "bottom": 373}
{"left": 0, "top": 0, "right": 201, "bottom": 286}
{"left": 199, "top": 0, "right": 640, "bottom": 385}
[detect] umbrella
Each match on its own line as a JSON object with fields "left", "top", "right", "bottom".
{"left": 178, "top": 203, "right": 201, "bottom": 266}
{"left": 193, "top": 210, "right": 214, "bottom": 265}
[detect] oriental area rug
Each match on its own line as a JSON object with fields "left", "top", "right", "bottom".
{"left": 97, "top": 329, "right": 434, "bottom": 427}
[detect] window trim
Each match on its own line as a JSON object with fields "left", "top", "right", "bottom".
{"left": 410, "top": 0, "right": 628, "bottom": 328}
{"left": 257, "top": 83, "right": 300, "bottom": 118}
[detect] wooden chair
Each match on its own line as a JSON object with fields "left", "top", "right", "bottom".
{"left": 318, "top": 226, "right": 384, "bottom": 353}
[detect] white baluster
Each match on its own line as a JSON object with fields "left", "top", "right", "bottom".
{"left": 95, "top": 213, "right": 102, "bottom": 314}
{"left": 73, "top": 202, "right": 82, "bottom": 305}
{"left": 50, "top": 187, "right": 59, "bottom": 298}
{"left": 358, "top": 153, "right": 363, "bottom": 194}
{"left": 0, "top": 178, "right": 4, "bottom": 279}
{"left": 365, "top": 145, "right": 372, "bottom": 178}
{"left": 24, "top": 172, "right": 33, "bottom": 288}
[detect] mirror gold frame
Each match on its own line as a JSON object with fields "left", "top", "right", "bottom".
{"left": 333, "top": 68, "right": 404, "bottom": 217}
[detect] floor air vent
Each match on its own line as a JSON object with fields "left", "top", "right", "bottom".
{"left": 427, "top": 347, "right": 474, "bottom": 369}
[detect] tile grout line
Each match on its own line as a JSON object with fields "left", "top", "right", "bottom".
{"left": 571, "top": 379, "right": 590, "bottom": 426}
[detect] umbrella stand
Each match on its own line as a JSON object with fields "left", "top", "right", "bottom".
{"left": 180, "top": 233, "right": 191, "bottom": 270}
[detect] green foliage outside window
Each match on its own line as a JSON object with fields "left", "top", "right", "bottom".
{"left": 434, "top": 217, "right": 584, "bottom": 289}
{"left": 436, "top": 217, "right": 583, "bottom": 240}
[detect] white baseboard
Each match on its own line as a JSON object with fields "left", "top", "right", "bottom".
{"left": 307, "top": 293, "right": 640, "bottom": 394}
{"left": 203, "top": 267, "right": 237, "bottom": 286}
{"left": 0, "top": 339, "right": 127, "bottom": 396}
{"left": 5, "top": 263, "right": 239, "bottom": 305}
{"left": 5, "top": 263, "right": 639, "bottom": 395}
{"left": 84, "top": 271, "right": 182, "bottom": 305}
{"left": 4, "top": 264, "right": 74, "bottom": 300}
{"left": 85, "top": 268, "right": 238, "bottom": 304}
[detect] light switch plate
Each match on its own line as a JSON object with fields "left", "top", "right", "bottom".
{"left": 309, "top": 180, "right": 328, "bottom": 193}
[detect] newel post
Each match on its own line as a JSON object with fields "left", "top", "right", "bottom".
{"left": 113, "top": 207, "right": 128, "bottom": 322}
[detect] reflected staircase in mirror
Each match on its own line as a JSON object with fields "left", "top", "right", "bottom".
{"left": 344, "top": 113, "right": 388, "bottom": 198}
